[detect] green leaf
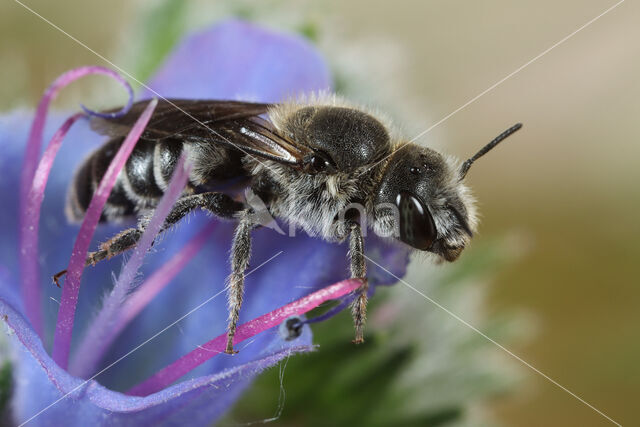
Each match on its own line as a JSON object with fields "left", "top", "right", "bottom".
{"left": 0, "top": 360, "right": 12, "bottom": 420}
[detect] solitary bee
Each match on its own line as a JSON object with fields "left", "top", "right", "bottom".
{"left": 58, "top": 94, "right": 521, "bottom": 354}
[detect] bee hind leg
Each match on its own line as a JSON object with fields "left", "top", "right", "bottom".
{"left": 52, "top": 192, "right": 243, "bottom": 286}
{"left": 348, "top": 221, "right": 368, "bottom": 344}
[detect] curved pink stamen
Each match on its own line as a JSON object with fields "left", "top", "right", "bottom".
{"left": 20, "top": 113, "right": 83, "bottom": 336}
{"left": 19, "top": 66, "right": 133, "bottom": 337}
{"left": 111, "top": 222, "right": 216, "bottom": 357}
{"left": 127, "top": 278, "right": 362, "bottom": 397}
{"left": 52, "top": 99, "right": 158, "bottom": 369}
{"left": 70, "top": 154, "right": 191, "bottom": 378}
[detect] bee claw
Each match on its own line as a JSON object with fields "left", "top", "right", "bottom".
{"left": 52, "top": 269, "right": 67, "bottom": 288}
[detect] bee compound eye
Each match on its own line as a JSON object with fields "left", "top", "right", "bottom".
{"left": 395, "top": 191, "right": 437, "bottom": 250}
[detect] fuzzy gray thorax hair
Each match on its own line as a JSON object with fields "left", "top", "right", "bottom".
{"left": 245, "top": 157, "right": 386, "bottom": 242}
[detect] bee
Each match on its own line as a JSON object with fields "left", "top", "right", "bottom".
{"left": 57, "top": 95, "right": 522, "bottom": 354}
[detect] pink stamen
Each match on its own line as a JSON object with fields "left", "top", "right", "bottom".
{"left": 20, "top": 113, "right": 84, "bottom": 337}
{"left": 19, "top": 66, "right": 133, "bottom": 337}
{"left": 127, "top": 278, "right": 362, "bottom": 397}
{"left": 52, "top": 98, "right": 158, "bottom": 369}
{"left": 111, "top": 222, "right": 216, "bottom": 356}
{"left": 70, "top": 154, "right": 191, "bottom": 378}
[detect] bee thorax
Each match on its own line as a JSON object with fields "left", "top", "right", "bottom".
{"left": 249, "top": 160, "right": 367, "bottom": 241}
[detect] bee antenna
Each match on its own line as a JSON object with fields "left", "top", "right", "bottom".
{"left": 459, "top": 123, "right": 522, "bottom": 179}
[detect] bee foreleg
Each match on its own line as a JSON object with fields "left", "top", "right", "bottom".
{"left": 225, "top": 210, "right": 254, "bottom": 354}
{"left": 347, "top": 221, "right": 368, "bottom": 344}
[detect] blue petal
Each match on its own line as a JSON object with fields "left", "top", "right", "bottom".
{"left": 142, "top": 19, "right": 331, "bottom": 101}
{"left": 2, "top": 286, "right": 313, "bottom": 426}
{"left": 0, "top": 19, "right": 409, "bottom": 426}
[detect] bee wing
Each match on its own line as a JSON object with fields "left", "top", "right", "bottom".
{"left": 90, "top": 99, "right": 312, "bottom": 166}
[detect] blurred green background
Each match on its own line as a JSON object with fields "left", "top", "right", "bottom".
{"left": 1, "top": 1, "right": 638, "bottom": 425}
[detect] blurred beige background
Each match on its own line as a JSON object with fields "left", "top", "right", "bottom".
{"left": 1, "top": 1, "right": 638, "bottom": 425}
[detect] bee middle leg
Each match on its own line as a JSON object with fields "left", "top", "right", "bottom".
{"left": 53, "top": 192, "right": 243, "bottom": 286}
{"left": 348, "top": 221, "right": 368, "bottom": 344}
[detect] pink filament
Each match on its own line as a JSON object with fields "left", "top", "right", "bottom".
{"left": 70, "top": 154, "right": 191, "bottom": 378}
{"left": 127, "top": 278, "right": 362, "bottom": 397}
{"left": 52, "top": 98, "right": 158, "bottom": 369}
{"left": 20, "top": 113, "right": 83, "bottom": 335}
{"left": 111, "top": 222, "right": 216, "bottom": 355}
{"left": 19, "top": 66, "right": 133, "bottom": 337}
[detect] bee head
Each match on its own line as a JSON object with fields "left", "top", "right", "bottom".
{"left": 374, "top": 123, "right": 522, "bottom": 261}
{"left": 375, "top": 145, "right": 477, "bottom": 261}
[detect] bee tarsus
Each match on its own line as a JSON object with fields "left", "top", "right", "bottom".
{"left": 52, "top": 192, "right": 243, "bottom": 286}
{"left": 52, "top": 270, "right": 67, "bottom": 288}
{"left": 348, "top": 221, "right": 368, "bottom": 344}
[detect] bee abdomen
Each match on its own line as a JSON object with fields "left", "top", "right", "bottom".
{"left": 66, "top": 138, "right": 184, "bottom": 223}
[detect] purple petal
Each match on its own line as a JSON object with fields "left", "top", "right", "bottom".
{"left": 142, "top": 19, "right": 331, "bottom": 101}
{"left": 1, "top": 289, "right": 312, "bottom": 426}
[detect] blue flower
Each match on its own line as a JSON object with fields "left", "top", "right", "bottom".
{"left": 0, "top": 20, "right": 409, "bottom": 426}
